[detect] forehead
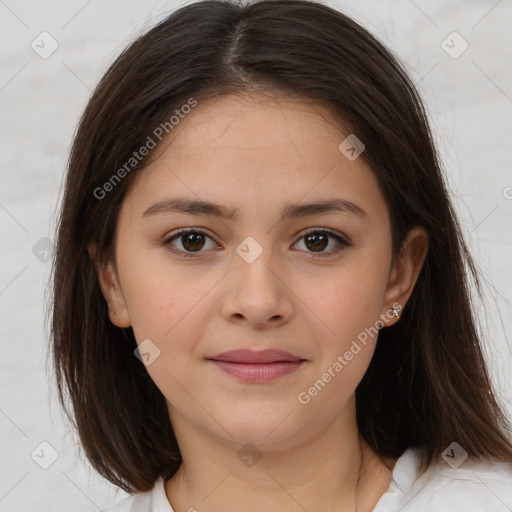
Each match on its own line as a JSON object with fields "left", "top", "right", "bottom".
{"left": 173, "top": 93, "right": 342, "bottom": 150}
{"left": 122, "top": 92, "right": 388, "bottom": 228}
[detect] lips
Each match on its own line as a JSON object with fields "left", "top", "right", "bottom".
{"left": 206, "top": 349, "right": 306, "bottom": 382}
{"left": 207, "top": 349, "right": 303, "bottom": 364}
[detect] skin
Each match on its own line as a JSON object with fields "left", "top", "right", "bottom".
{"left": 92, "top": 92, "right": 428, "bottom": 511}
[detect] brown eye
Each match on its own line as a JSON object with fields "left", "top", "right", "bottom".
{"left": 293, "top": 229, "right": 349, "bottom": 255}
{"left": 163, "top": 229, "right": 218, "bottom": 256}
{"left": 181, "top": 232, "right": 206, "bottom": 252}
{"left": 304, "top": 232, "right": 329, "bottom": 252}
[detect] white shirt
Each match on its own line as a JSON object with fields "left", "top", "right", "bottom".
{"left": 101, "top": 447, "right": 512, "bottom": 511}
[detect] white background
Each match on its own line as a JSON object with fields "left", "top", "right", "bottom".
{"left": 0, "top": 0, "right": 511, "bottom": 510}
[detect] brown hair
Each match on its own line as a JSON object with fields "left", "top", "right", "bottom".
{"left": 48, "top": 0, "right": 512, "bottom": 494}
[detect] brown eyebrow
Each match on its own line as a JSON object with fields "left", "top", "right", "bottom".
{"left": 142, "top": 197, "right": 368, "bottom": 221}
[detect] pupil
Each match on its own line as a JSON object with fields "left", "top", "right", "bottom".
{"left": 306, "top": 233, "right": 327, "bottom": 252}
{"left": 183, "top": 232, "right": 204, "bottom": 251}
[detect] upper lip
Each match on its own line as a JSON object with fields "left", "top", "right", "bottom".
{"left": 207, "top": 349, "right": 304, "bottom": 363}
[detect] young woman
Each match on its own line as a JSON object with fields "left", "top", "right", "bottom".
{"left": 49, "top": 1, "right": 512, "bottom": 510}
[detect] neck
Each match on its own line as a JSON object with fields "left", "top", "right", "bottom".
{"left": 164, "top": 397, "right": 395, "bottom": 512}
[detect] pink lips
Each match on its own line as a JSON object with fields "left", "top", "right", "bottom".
{"left": 207, "top": 349, "right": 306, "bottom": 382}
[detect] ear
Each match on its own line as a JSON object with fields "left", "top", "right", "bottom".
{"left": 380, "top": 226, "right": 429, "bottom": 327}
{"left": 88, "top": 243, "right": 131, "bottom": 328}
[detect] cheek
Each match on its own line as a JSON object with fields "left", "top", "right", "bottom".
{"left": 119, "top": 251, "right": 214, "bottom": 339}
{"left": 307, "top": 262, "right": 385, "bottom": 344}
{"left": 120, "top": 260, "right": 212, "bottom": 405}
{"left": 296, "top": 268, "right": 382, "bottom": 411}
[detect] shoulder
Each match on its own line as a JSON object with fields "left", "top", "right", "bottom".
{"left": 424, "top": 454, "right": 512, "bottom": 510}
{"left": 101, "top": 493, "right": 151, "bottom": 512}
{"left": 101, "top": 477, "right": 173, "bottom": 512}
{"left": 374, "top": 447, "right": 512, "bottom": 512}
{"left": 101, "top": 491, "right": 153, "bottom": 512}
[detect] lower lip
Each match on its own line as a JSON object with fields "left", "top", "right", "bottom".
{"left": 208, "top": 360, "right": 304, "bottom": 382}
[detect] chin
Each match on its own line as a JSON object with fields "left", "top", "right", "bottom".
{"left": 217, "top": 411, "right": 312, "bottom": 452}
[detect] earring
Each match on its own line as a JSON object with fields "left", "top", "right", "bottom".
{"left": 378, "top": 304, "right": 401, "bottom": 331}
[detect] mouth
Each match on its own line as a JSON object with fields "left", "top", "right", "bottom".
{"left": 206, "top": 349, "right": 307, "bottom": 382}
{"left": 207, "top": 348, "right": 304, "bottom": 364}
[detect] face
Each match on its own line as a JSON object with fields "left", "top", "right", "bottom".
{"left": 95, "top": 92, "right": 427, "bottom": 451}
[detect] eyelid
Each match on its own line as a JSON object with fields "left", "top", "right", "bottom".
{"left": 295, "top": 227, "right": 349, "bottom": 244}
{"left": 162, "top": 228, "right": 220, "bottom": 255}
{"left": 162, "top": 227, "right": 350, "bottom": 257}
{"left": 292, "top": 228, "right": 350, "bottom": 257}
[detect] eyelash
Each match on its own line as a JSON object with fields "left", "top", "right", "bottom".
{"left": 161, "top": 228, "right": 350, "bottom": 258}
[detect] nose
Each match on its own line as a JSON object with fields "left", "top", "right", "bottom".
{"left": 221, "top": 248, "right": 294, "bottom": 329}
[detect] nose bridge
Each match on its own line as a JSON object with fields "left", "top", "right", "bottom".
{"left": 223, "top": 233, "right": 293, "bottom": 326}
{"left": 235, "top": 233, "right": 282, "bottom": 297}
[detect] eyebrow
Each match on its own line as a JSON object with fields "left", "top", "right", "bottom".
{"left": 142, "top": 196, "right": 367, "bottom": 221}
